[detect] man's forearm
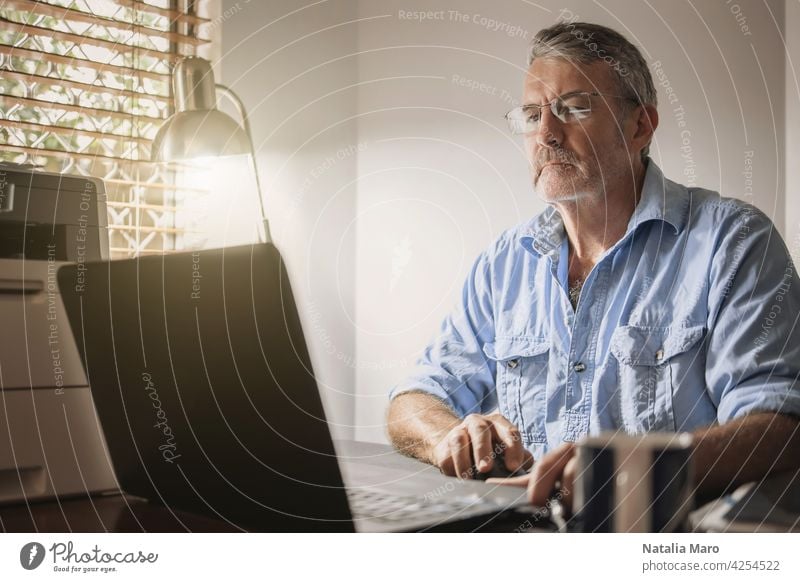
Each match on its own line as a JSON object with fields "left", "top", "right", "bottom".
{"left": 386, "top": 392, "right": 461, "bottom": 464}
{"left": 690, "top": 412, "right": 800, "bottom": 497}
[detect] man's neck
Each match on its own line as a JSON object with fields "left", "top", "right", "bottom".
{"left": 555, "top": 160, "right": 648, "bottom": 265}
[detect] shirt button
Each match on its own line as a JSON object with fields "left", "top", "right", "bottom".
{"left": 507, "top": 359, "right": 519, "bottom": 369}
{"left": 655, "top": 349, "right": 664, "bottom": 361}
{"left": 573, "top": 362, "right": 586, "bottom": 373}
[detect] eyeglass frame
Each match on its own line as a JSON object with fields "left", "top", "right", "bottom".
{"left": 504, "top": 91, "right": 639, "bottom": 135}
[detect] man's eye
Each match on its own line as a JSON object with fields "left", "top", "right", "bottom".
{"left": 558, "top": 100, "right": 591, "bottom": 119}
{"left": 567, "top": 106, "right": 591, "bottom": 118}
{"left": 524, "top": 109, "right": 541, "bottom": 123}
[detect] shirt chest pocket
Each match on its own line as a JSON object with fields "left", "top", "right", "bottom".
{"left": 482, "top": 337, "right": 549, "bottom": 445}
{"left": 610, "top": 325, "right": 705, "bottom": 434}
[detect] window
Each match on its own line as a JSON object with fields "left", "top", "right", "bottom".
{"left": 0, "top": 0, "right": 215, "bottom": 257}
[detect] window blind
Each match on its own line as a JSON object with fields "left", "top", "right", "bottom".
{"left": 0, "top": 0, "right": 213, "bottom": 257}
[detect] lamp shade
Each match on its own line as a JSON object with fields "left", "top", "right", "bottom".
{"left": 151, "top": 56, "right": 250, "bottom": 162}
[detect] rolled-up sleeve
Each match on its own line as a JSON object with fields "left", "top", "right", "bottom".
{"left": 389, "top": 250, "right": 498, "bottom": 417}
{"left": 706, "top": 205, "right": 800, "bottom": 423}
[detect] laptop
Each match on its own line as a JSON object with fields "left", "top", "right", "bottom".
{"left": 57, "top": 243, "right": 532, "bottom": 532}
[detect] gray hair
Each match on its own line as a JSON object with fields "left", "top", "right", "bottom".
{"left": 528, "top": 21, "right": 656, "bottom": 159}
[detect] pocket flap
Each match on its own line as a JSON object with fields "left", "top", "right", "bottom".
{"left": 482, "top": 336, "right": 550, "bottom": 361}
{"left": 610, "top": 325, "right": 705, "bottom": 366}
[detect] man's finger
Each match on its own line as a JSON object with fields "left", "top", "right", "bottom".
{"left": 489, "top": 416, "right": 525, "bottom": 470}
{"left": 521, "top": 449, "right": 535, "bottom": 471}
{"left": 448, "top": 428, "right": 473, "bottom": 479}
{"left": 528, "top": 442, "right": 576, "bottom": 506}
{"left": 438, "top": 460, "right": 456, "bottom": 477}
{"left": 486, "top": 474, "right": 530, "bottom": 487}
{"left": 558, "top": 455, "right": 577, "bottom": 511}
{"left": 467, "top": 418, "right": 495, "bottom": 473}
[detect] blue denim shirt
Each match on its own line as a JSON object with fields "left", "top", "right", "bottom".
{"left": 390, "top": 160, "right": 800, "bottom": 460}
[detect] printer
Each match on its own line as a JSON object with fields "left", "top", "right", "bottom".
{"left": 0, "top": 164, "right": 118, "bottom": 504}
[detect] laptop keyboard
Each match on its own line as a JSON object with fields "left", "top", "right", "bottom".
{"left": 347, "top": 488, "right": 499, "bottom": 524}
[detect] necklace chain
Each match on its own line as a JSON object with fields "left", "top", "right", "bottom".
{"left": 568, "top": 246, "right": 590, "bottom": 309}
{"left": 568, "top": 277, "right": 584, "bottom": 309}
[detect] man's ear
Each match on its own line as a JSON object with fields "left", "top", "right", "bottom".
{"left": 632, "top": 104, "right": 659, "bottom": 153}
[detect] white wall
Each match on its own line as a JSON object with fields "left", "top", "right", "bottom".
{"left": 221, "top": 1, "right": 789, "bottom": 443}
{"left": 220, "top": 0, "right": 360, "bottom": 439}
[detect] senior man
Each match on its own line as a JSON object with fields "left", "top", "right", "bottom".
{"left": 387, "top": 21, "right": 800, "bottom": 508}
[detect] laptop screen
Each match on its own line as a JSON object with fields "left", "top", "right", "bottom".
{"left": 57, "top": 243, "right": 354, "bottom": 532}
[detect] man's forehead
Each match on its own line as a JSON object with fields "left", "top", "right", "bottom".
{"left": 523, "top": 58, "right": 615, "bottom": 101}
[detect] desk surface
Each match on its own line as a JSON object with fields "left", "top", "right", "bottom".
{"left": 0, "top": 493, "right": 239, "bottom": 533}
{"left": 4, "top": 440, "right": 795, "bottom": 532}
{"left": 0, "top": 440, "right": 538, "bottom": 533}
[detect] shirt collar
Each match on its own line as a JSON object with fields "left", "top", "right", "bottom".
{"left": 628, "top": 159, "right": 688, "bottom": 235}
{"left": 519, "top": 159, "right": 689, "bottom": 258}
{"left": 519, "top": 205, "right": 565, "bottom": 258}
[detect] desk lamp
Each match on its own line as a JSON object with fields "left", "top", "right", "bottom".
{"left": 151, "top": 56, "right": 271, "bottom": 243}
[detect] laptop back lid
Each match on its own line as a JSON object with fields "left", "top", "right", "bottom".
{"left": 58, "top": 243, "right": 353, "bottom": 532}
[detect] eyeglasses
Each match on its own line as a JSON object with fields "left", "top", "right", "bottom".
{"left": 504, "top": 91, "right": 636, "bottom": 135}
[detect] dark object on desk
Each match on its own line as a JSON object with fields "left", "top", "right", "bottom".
{"left": 572, "top": 433, "right": 694, "bottom": 532}
{"left": 57, "top": 244, "right": 529, "bottom": 532}
{"left": 474, "top": 455, "right": 529, "bottom": 481}
{"left": 58, "top": 244, "right": 351, "bottom": 532}
{"left": 690, "top": 469, "right": 800, "bottom": 532}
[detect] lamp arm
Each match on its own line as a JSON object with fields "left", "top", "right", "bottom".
{"left": 215, "top": 84, "right": 271, "bottom": 244}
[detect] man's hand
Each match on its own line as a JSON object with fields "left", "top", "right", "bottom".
{"left": 387, "top": 392, "right": 533, "bottom": 479}
{"left": 489, "top": 412, "right": 800, "bottom": 509}
{"left": 489, "top": 442, "right": 577, "bottom": 508}
{"left": 430, "top": 413, "right": 533, "bottom": 479}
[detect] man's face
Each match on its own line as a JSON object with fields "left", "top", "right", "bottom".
{"left": 522, "top": 58, "right": 637, "bottom": 203}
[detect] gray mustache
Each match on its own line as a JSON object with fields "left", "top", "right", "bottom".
{"left": 535, "top": 148, "right": 578, "bottom": 172}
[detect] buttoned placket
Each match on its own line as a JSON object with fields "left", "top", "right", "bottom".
{"left": 537, "top": 230, "right": 596, "bottom": 441}
{"left": 564, "top": 257, "right": 613, "bottom": 441}
{"left": 557, "top": 226, "right": 641, "bottom": 442}
{"left": 530, "top": 215, "right": 651, "bottom": 443}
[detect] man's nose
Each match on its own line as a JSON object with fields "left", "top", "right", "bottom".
{"left": 535, "top": 106, "right": 564, "bottom": 148}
